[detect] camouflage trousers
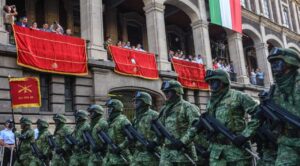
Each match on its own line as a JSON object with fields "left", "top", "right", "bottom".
{"left": 103, "top": 152, "right": 130, "bottom": 166}
{"left": 51, "top": 154, "right": 69, "bottom": 166}
{"left": 257, "top": 148, "right": 277, "bottom": 166}
{"left": 13, "top": 155, "right": 35, "bottom": 166}
{"left": 275, "top": 144, "right": 300, "bottom": 166}
{"left": 209, "top": 158, "right": 252, "bottom": 166}
{"left": 130, "top": 150, "right": 159, "bottom": 166}
{"left": 69, "top": 152, "right": 90, "bottom": 166}
{"left": 87, "top": 154, "right": 103, "bottom": 166}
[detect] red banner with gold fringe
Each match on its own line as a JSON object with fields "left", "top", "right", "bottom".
{"left": 109, "top": 46, "right": 159, "bottom": 80}
{"left": 13, "top": 25, "right": 88, "bottom": 76}
{"left": 172, "top": 58, "right": 209, "bottom": 90}
{"left": 9, "top": 77, "right": 41, "bottom": 109}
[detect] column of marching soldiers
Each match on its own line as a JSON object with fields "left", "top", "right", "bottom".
{"left": 13, "top": 47, "right": 300, "bottom": 166}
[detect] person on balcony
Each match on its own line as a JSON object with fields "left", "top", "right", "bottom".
{"left": 41, "top": 23, "right": 51, "bottom": 32}
{"left": 30, "top": 22, "right": 39, "bottom": 30}
{"left": 50, "top": 21, "right": 64, "bottom": 34}
{"left": 16, "top": 16, "right": 29, "bottom": 28}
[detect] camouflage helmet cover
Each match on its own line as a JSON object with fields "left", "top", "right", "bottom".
{"left": 37, "top": 119, "right": 49, "bottom": 128}
{"left": 205, "top": 69, "right": 230, "bottom": 84}
{"left": 20, "top": 117, "right": 32, "bottom": 125}
{"left": 106, "top": 99, "right": 124, "bottom": 112}
{"left": 53, "top": 114, "right": 67, "bottom": 123}
{"left": 87, "top": 104, "right": 104, "bottom": 115}
{"left": 161, "top": 80, "right": 184, "bottom": 95}
{"left": 268, "top": 47, "right": 300, "bottom": 68}
{"left": 74, "top": 110, "right": 89, "bottom": 120}
{"left": 133, "top": 91, "right": 152, "bottom": 105}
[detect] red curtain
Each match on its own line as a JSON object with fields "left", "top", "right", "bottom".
{"left": 109, "top": 46, "right": 159, "bottom": 80}
{"left": 14, "top": 25, "right": 88, "bottom": 76}
{"left": 172, "top": 58, "right": 209, "bottom": 90}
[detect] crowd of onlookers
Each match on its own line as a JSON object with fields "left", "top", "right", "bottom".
{"left": 250, "top": 68, "right": 265, "bottom": 86}
{"left": 3, "top": 4, "right": 73, "bottom": 44}
{"left": 104, "top": 36, "right": 146, "bottom": 52}
{"left": 168, "top": 49, "right": 205, "bottom": 64}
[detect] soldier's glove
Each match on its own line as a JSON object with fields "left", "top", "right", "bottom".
{"left": 55, "top": 148, "right": 65, "bottom": 155}
{"left": 233, "top": 135, "right": 248, "bottom": 147}
{"left": 146, "top": 141, "right": 158, "bottom": 152}
{"left": 39, "top": 154, "right": 47, "bottom": 160}
{"left": 171, "top": 140, "right": 185, "bottom": 150}
{"left": 112, "top": 147, "right": 121, "bottom": 154}
{"left": 18, "top": 135, "right": 27, "bottom": 140}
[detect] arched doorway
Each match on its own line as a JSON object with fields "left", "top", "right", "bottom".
{"left": 109, "top": 88, "right": 164, "bottom": 121}
{"left": 242, "top": 33, "right": 258, "bottom": 79}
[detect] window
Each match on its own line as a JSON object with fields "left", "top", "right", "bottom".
{"left": 65, "top": 77, "right": 74, "bottom": 112}
{"left": 263, "top": 0, "right": 270, "bottom": 18}
{"left": 40, "top": 74, "right": 50, "bottom": 112}
{"left": 283, "top": 6, "right": 290, "bottom": 27}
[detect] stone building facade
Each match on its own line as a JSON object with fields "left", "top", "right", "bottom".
{"left": 0, "top": 0, "right": 300, "bottom": 127}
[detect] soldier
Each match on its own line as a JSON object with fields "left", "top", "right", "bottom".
{"left": 267, "top": 47, "right": 300, "bottom": 165}
{"left": 204, "top": 69, "right": 259, "bottom": 166}
{"left": 130, "top": 91, "right": 159, "bottom": 166}
{"left": 30, "top": 119, "right": 51, "bottom": 166}
{"left": 103, "top": 99, "right": 132, "bottom": 166}
{"left": 51, "top": 114, "right": 72, "bottom": 165}
{"left": 69, "top": 110, "right": 90, "bottom": 166}
{"left": 87, "top": 104, "right": 108, "bottom": 166}
{"left": 158, "top": 80, "right": 200, "bottom": 166}
{"left": 14, "top": 117, "right": 35, "bottom": 166}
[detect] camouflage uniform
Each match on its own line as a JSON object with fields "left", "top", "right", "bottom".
{"left": 14, "top": 117, "right": 35, "bottom": 166}
{"left": 130, "top": 92, "right": 159, "bottom": 166}
{"left": 267, "top": 48, "right": 300, "bottom": 166}
{"left": 103, "top": 99, "right": 132, "bottom": 166}
{"left": 52, "top": 114, "right": 72, "bottom": 166}
{"left": 158, "top": 80, "right": 200, "bottom": 166}
{"left": 205, "top": 69, "right": 259, "bottom": 166}
{"left": 69, "top": 110, "right": 91, "bottom": 166}
{"left": 193, "top": 133, "right": 210, "bottom": 165}
{"left": 30, "top": 119, "right": 52, "bottom": 166}
{"left": 87, "top": 105, "right": 108, "bottom": 166}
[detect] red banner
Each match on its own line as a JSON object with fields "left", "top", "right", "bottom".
{"left": 9, "top": 77, "right": 41, "bottom": 109}
{"left": 109, "top": 46, "right": 159, "bottom": 80}
{"left": 13, "top": 25, "right": 88, "bottom": 76}
{"left": 172, "top": 58, "right": 209, "bottom": 90}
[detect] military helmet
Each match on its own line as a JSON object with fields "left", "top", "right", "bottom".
{"left": 133, "top": 91, "right": 152, "bottom": 105}
{"left": 106, "top": 99, "right": 123, "bottom": 112}
{"left": 161, "top": 80, "right": 184, "bottom": 95}
{"left": 20, "top": 117, "right": 32, "bottom": 125}
{"left": 268, "top": 47, "right": 300, "bottom": 68}
{"left": 53, "top": 114, "right": 67, "bottom": 123}
{"left": 37, "top": 119, "right": 49, "bottom": 128}
{"left": 74, "top": 110, "right": 89, "bottom": 120}
{"left": 205, "top": 69, "right": 230, "bottom": 84}
{"left": 87, "top": 104, "right": 104, "bottom": 115}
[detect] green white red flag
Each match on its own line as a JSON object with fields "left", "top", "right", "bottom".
{"left": 209, "top": 0, "right": 242, "bottom": 33}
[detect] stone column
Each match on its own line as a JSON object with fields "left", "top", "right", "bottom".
{"left": 255, "top": 43, "right": 273, "bottom": 86}
{"left": 254, "top": 0, "right": 261, "bottom": 14}
{"left": 0, "top": 0, "right": 8, "bottom": 45}
{"left": 291, "top": 1, "right": 300, "bottom": 33}
{"left": 191, "top": 20, "right": 212, "bottom": 68}
{"left": 80, "top": 0, "right": 107, "bottom": 60}
{"left": 274, "top": 0, "right": 282, "bottom": 25}
{"left": 144, "top": 2, "right": 171, "bottom": 71}
{"left": 227, "top": 32, "right": 249, "bottom": 84}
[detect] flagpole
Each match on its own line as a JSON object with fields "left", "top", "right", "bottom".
{"left": 7, "top": 75, "right": 18, "bottom": 165}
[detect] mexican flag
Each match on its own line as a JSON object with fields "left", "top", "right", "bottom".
{"left": 209, "top": 0, "right": 242, "bottom": 33}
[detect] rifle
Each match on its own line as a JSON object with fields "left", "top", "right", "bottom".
{"left": 124, "top": 124, "right": 160, "bottom": 159}
{"left": 195, "top": 144, "right": 210, "bottom": 158}
{"left": 151, "top": 119, "right": 196, "bottom": 166}
{"left": 82, "top": 130, "right": 103, "bottom": 159}
{"left": 97, "top": 130, "right": 129, "bottom": 164}
{"left": 65, "top": 134, "right": 78, "bottom": 146}
{"left": 48, "top": 135, "right": 66, "bottom": 163}
{"left": 257, "top": 85, "right": 300, "bottom": 129}
{"left": 256, "top": 125, "right": 277, "bottom": 145}
{"left": 199, "top": 113, "right": 260, "bottom": 160}
{"left": 30, "top": 142, "right": 47, "bottom": 166}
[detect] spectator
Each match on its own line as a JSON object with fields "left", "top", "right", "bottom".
{"left": 121, "top": 41, "right": 126, "bottom": 48}
{"left": 104, "top": 36, "right": 112, "bottom": 49}
{"left": 124, "top": 41, "right": 131, "bottom": 49}
{"left": 41, "top": 23, "right": 51, "bottom": 32}
{"left": 16, "top": 16, "right": 29, "bottom": 28}
{"left": 132, "top": 45, "right": 136, "bottom": 50}
{"left": 0, "top": 119, "right": 15, "bottom": 166}
{"left": 256, "top": 68, "right": 264, "bottom": 86}
{"left": 135, "top": 43, "right": 145, "bottom": 52}
{"left": 117, "top": 41, "right": 122, "bottom": 47}
{"left": 65, "top": 28, "right": 72, "bottom": 36}
{"left": 213, "top": 60, "right": 218, "bottom": 69}
{"left": 229, "top": 61, "right": 235, "bottom": 73}
{"left": 168, "top": 50, "right": 174, "bottom": 61}
{"left": 50, "top": 21, "right": 64, "bottom": 34}
{"left": 195, "top": 54, "right": 204, "bottom": 64}
{"left": 34, "top": 127, "right": 39, "bottom": 140}
{"left": 250, "top": 69, "right": 257, "bottom": 85}
{"left": 3, "top": 5, "right": 18, "bottom": 29}
{"left": 30, "top": 22, "right": 39, "bottom": 30}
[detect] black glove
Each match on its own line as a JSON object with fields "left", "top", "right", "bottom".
{"left": 55, "top": 148, "right": 64, "bottom": 155}
{"left": 171, "top": 140, "right": 185, "bottom": 150}
{"left": 39, "top": 154, "right": 47, "bottom": 160}
{"left": 146, "top": 141, "right": 158, "bottom": 151}
{"left": 233, "top": 135, "right": 248, "bottom": 147}
{"left": 112, "top": 147, "right": 121, "bottom": 154}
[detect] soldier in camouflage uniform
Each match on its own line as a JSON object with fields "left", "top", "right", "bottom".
{"left": 69, "top": 110, "right": 90, "bottom": 166}
{"left": 130, "top": 91, "right": 159, "bottom": 166}
{"left": 103, "top": 99, "right": 132, "bottom": 166}
{"left": 51, "top": 114, "right": 72, "bottom": 166}
{"left": 87, "top": 104, "right": 108, "bottom": 166}
{"left": 267, "top": 47, "right": 300, "bottom": 165}
{"left": 14, "top": 117, "right": 35, "bottom": 166}
{"left": 204, "top": 69, "right": 260, "bottom": 166}
{"left": 158, "top": 80, "right": 200, "bottom": 166}
{"left": 30, "top": 119, "right": 52, "bottom": 166}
